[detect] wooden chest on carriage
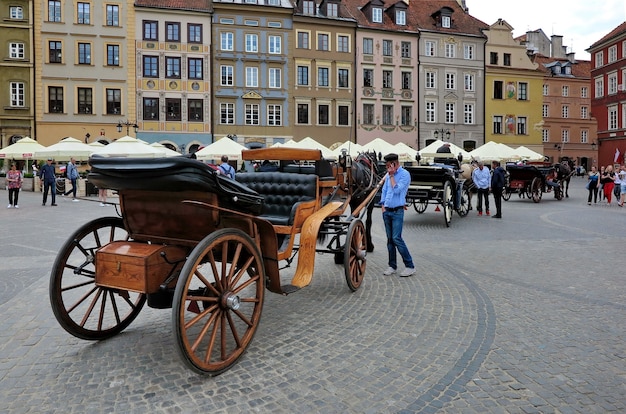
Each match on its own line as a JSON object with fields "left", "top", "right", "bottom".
{"left": 95, "top": 242, "right": 188, "bottom": 294}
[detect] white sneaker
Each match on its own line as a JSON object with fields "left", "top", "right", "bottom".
{"left": 400, "top": 268, "right": 416, "bottom": 277}
{"left": 100, "top": 203, "right": 106, "bottom": 206}
{"left": 7, "top": 204, "right": 12, "bottom": 208}
{"left": 72, "top": 199, "right": 79, "bottom": 202}
{"left": 14, "top": 205, "right": 19, "bottom": 209}
{"left": 383, "top": 267, "right": 396, "bottom": 276}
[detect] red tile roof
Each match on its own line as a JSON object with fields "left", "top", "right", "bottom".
{"left": 532, "top": 54, "right": 591, "bottom": 78}
{"left": 588, "top": 21, "right": 626, "bottom": 51}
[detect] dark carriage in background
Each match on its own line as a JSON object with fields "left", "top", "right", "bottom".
{"left": 503, "top": 162, "right": 563, "bottom": 202}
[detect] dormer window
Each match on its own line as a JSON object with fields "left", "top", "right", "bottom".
{"left": 564, "top": 66, "right": 571, "bottom": 75}
{"left": 327, "top": 3, "right": 338, "bottom": 17}
{"left": 372, "top": 7, "right": 382, "bottom": 23}
{"left": 442, "top": 15, "right": 451, "bottom": 28}
{"left": 396, "top": 10, "right": 406, "bottom": 25}
{"left": 303, "top": 0, "right": 315, "bottom": 15}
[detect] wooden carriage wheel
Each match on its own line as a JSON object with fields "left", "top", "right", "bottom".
{"left": 344, "top": 218, "right": 366, "bottom": 292}
{"left": 531, "top": 177, "right": 543, "bottom": 203}
{"left": 413, "top": 199, "right": 427, "bottom": 213}
{"left": 172, "top": 228, "right": 265, "bottom": 376}
{"left": 456, "top": 186, "right": 471, "bottom": 217}
{"left": 49, "top": 217, "right": 146, "bottom": 340}
{"left": 502, "top": 188, "right": 512, "bottom": 201}
{"left": 442, "top": 181, "right": 453, "bottom": 227}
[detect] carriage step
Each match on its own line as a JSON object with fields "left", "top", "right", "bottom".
{"left": 281, "top": 284, "right": 302, "bottom": 295}
{"left": 147, "top": 290, "right": 174, "bottom": 309}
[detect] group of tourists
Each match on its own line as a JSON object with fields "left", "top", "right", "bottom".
{"left": 587, "top": 164, "right": 626, "bottom": 206}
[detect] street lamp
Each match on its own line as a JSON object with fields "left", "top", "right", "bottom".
{"left": 117, "top": 120, "right": 138, "bottom": 135}
{"left": 434, "top": 129, "right": 451, "bottom": 140}
{"left": 227, "top": 134, "right": 237, "bottom": 141}
{"left": 591, "top": 141, "right": 597, "bottom": 151}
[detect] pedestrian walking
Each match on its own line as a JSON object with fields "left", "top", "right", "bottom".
{"left": 490, "top": 161, "right": 505, "bottom": 218}
{"left": 39, "top": 157, "right": 57, "bottom": 206}
{"left": 6, "top": 163, "right": 22, "bottom": 208}
{"left": 62, "top": 157, "right": 80, "bottom": 201}
{"left": 601, "top": 165, "right": 616, "bottom": 204}
{"left": 587, "top": 166, "right": 599, "bottom": 205}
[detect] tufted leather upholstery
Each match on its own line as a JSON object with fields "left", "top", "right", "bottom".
{"left": 235, "top": 172, "right": 318, "bottom": 225}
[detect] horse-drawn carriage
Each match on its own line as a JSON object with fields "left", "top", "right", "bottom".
{"left": 405, "top": 154, "right": 471, "bottom": 227}
{"left": 503, "top": 162, "right": 568, "bottom": 202}
{"left": 49, "top": 147, "right": 380, "bottom": 375}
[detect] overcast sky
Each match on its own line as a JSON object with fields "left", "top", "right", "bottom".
{"left": 465, "top": 0, "right": 626, "bottom": 60}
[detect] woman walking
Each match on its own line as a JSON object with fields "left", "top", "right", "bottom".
{"left": 6, "top": 163, "right": 22, "bottom": 208}
{"left": 587, "top": 166, "right": 599, "bottom": 205}
{"left": 601, "top": 165, "right": 616, "bottom": 204}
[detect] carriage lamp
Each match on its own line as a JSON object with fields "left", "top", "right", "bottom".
{"left": 117, "top": 120, "right": 139, "bottom": 135}
{"left": 434, "top": 129, "right": 451, "bottom": 140}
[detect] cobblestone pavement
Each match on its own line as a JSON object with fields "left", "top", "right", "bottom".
{"left": 0, "top": 177, "right": 625, "bottom": 413}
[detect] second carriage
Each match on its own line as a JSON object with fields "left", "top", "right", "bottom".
{"left": 503, "top": 162, "right": 564, "bottom": 202}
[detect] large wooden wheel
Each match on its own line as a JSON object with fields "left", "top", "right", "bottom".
{"left": 502, "top": 188, "right": 512, "bottom": 201}
{"left": 49, "top": 217, "right": 146, "bottom": 340}
{"left": 456, "top": 186, "right": 470, "bottom": 217}
{"left": 172, "top": 228, "right": 265, "bottom": 376}
{"left": 531, "top": 177, "right": 543, "bottom": 203}
{"left": 442, "top": 181, "right": 453, "bottom": 227}
{"left": 344, "top": 218, "right": 366, "bottom": 292}
{"left": 413, "top": 199, "right": 427, "bottom": 214}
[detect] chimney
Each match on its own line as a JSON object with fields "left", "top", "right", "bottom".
{"left": 551, "top": 35, "right": 565, "bottom": 58}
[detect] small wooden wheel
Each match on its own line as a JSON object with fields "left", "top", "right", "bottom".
{"left": 531, "top": 177, "right": 543, "bottom": 203}
{"left": 413, "top": 199, "right": 427, "bottom": 213}
{"left": 344, "top": 219, "right": 366, "bottom": 292}
{"left": 172, "top": 228, "right": 265, "bottom": 375}
{"left": 49, "top": 217, "right": 145, "bottom": 340}
{"left": 443, "top": 181, "right": 453, "bottom": 227}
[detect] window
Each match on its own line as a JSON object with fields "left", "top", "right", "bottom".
{"left": 518, "top": 82, "right": 528, "bottom": 100}
{"left": 78, "top": 43, "right": 91, "bottom": 64}
{"left": 425, "top": 101, "right": 435, "bottom": 122}
{"left": 106, "top": 44, "right": 119, "bottom": 66}
{"left": 608, "top": 45, "right": 617, "bottom": 63}
{"left": 363, "top": 69, "right": 373, "bottom": 87}
{"left": 268, "top": 104, "right": 282, "bottom": 126}
{"left": 9, "top": 82, "right": 24, "bottom": 107}
{"left": 363, "top": 38, "right": 373, "bottom": 55}
{"left": 143, "top": 56, "right": 159, "bottom": 77}
{"left": 318, "top": 67, "right": 329, "bottom": 87}
{"left": 464, "top": 73, "right": 474, "bottom": 91}
{"left": 338, "top": 105, "right": 349, "bottom": 126}
{"left": 246, "top": 34, "right": 258, "bottom": 52}
{"left": 562, "top": 105, "right": 569, "bottom": 118}
{"left": 581, "top": 130, "right": 588, "bottom": 143}
{"left": 221, "top": 32, "right": 233, "bottom": 51}
{"left": 464, "top": 103, "right": 474, "bottom": 125}
{"left": 106, "top": 89, "right": 121, "bottom": 115}
{"left": 338, "top": 68, "right": 349, "bottom": 88}
{"left": 542, "top": 129, "right": 549, "bottom": 142}
{"left": 494, "top": 80, "right": 503, "bottom": 99}
{"left": 595, "top": 51, "right": 603, "bottom": 68}
{"left": 166, "top": 57, "right": 181, "bottom": 78}
{"left": 106, "top": 5, "right": 119, "bottom": 26}
{"left": 372, "top": 8, "right": 382, "bottom": 23}
{"left": 463, "top": 44, "right": 474, "bottom": 60}
{"left": 382, "top": 105, "right": 393, "bottom": 125}
{"left": 490, "top": 52, "right": 498, "bottom": 65}
{"left": 363, "top": 104, "right": 374, "bottom": 124}
{"left": 10, "top": 6, "right": 23, "bottom": 19}
{"left": 269, "top": 35, "right": 281, "bottom": 54}
{"left": 297, "top": 103, "right": 309, "bottom": 124}
{"left": 425, "top": 71, "right": 436, "bottom": 89}
{"left": 318, "top": 33, "right": 329, "bottom": 51}
{"left": 543, "top": 84, "right": 549, "bottom": 96}
{"left": 297, "top": 66, "right": 309, "bottom": 86}
{"left": 48, "top": 1, "right": 61, "bottom": 22}
{"left": 493, "top": 116, "right": 503, "bottom": 134}
{"left": 220, "top": 103, "right": 234, "bottom": 124}
{"left": 246, "top": 67, "right": 258, "bottom": 87}
{"left": 581, "top": 106, "right": 588, "bottom": 119}
{"left": 303, "top": 0, "right": 315, "bottom": 14}
{"left": 445, "top": 72, "right": 455, "bottom": 90}
{"left": 165, "top": 98, "right": 181, "bottom": 121}
{"left": 326, "top": 3, "right": 338, "bottom": 17}
{"left": 503, "top": 53, "right": 511, "bottom": 66}
{"left": 581, "top": 87, "right": 588, "bottom": 98}
{"left": 143, "top": 98, "right": 159, "bottom": 120}
{"left": 318, "top": 104, "right": 329, "bottom": 125}
{"left": 383, "top": 40, "right": 393, "bottom": 56}
{"left": 221, "top": 65, "right": 233, "bottom": 85}
{"left": 608, "top": 72, "right": 618, "bottom": 94}
{"left": 382, "top": 70, "right": 393, "bottom": 89}
{"left": 77, "top": 87, "right": 92, "bottom": 114}
{"left": 48, "top": 87, "right": 63, "bottom": 113}
{"left": 297, "top": 32, "right": 309, "bottom": 49}
{"left": 402, "top": 72, "right": 411, "bottom": 90}
{"left": 9, "top": 43, "right": 25, "bottom": 59}
{"left": 445, "top": 102, "right": 455, "bottom": 123}
{"left": 77, "top": 3, "right": 90, "bottom": 24}
{"left": 143, "top": 21, "right": 158, "bottom": 41}
{"left": 444, "top": 43, "right": 455, "bottom": 58}
{"left": 188, "top": 58, "right": 203, "bottom": 79}
{"left": 337, "top": 35, "right": 349, "bottom": 53}
{"left": 442, "top": 15, "right": 450, "bottom": 28}
{"left": 401, "top": 41, "right": 411, "bottom": 58}
{"left": 425, "top": 41, "right": 435, "bottom": 57}
{"left": 166, "top": 22, "right": 181, "bottom": 42}
{"left": 561, "top": 129, "right": 569, "bottom": 143}
{"left": 188, "top": 99, "right": 203, "bottom": 121}
{"left": 595, "top": 78, "right": 604, "bottom": 98}
{"left": 396, "top": 10, "right": 406, "bottom": 25}
{"left": 542, "top": 104, "right": 549, "bottom": 117}
{"left": 517, "top": 117, "right": 527, "bottom": 135}
{"left": 269, "top": 68, "right": 281, "bottom": 88}
{"left": 401, "top": 106, "right": 411, "bottom": 126}
{"left": 245, "top": 104, "right": 259, "bottom": 125}
{"left": 562, "top": 85, "right": 569, "bottom": 97}
{"left": 608, "top": 105, "right": 618, "bottom": 130}
{"left": 188, "top": 24, "right": 202, "bottom": 43}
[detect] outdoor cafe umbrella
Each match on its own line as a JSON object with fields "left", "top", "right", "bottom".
{"left": 91, "top": 136, "right": 164, "bottom": 158}
{"left": 282, "top": 137, "right": 336, "bottom": 159}
{"left": 150, "top": 142, "right": 184, "bottom": 157}
{"left": 470, "top": 141, "right": 520, "bottom": 162}
{"left": 194, "top": 137, "right": 247, "bottom": 161}
{"left": 0, "top": 137, "right": 46, "bottom": 172}
{"left": 34, "top": 137, "right": 95, "bottom": 161}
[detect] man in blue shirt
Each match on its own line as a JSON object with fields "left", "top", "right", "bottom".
{"left": 62, "top": 157, "right": 80, "bottom": 201}
{"left": 39, "top": 157, "right": 57, "bottom": 206}
{"left": 471, "top": 160, "right": 490, "bottom": 216}
{"left": 380, "top": 153, "right": 415, "bottom": 277}
{"left": 218, "top": 155, "right": 235, "bottom": 179}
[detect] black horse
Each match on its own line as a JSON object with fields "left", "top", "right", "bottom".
{"left": 554, "top": 159, "right": 575, "bottom": 197}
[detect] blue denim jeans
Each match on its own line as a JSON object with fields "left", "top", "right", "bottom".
{"left": 382, "top": 209, "right": 414, "bottom": 270}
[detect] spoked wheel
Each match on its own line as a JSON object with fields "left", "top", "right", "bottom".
{"left": 502, "top": 188, "right": 512, "bottom": 201}
{"left": 413, "top": 199, "right": 427, "bottom": 213}
{"left": 456, "top": 187, "right": 470, "bottom": 217}
{"left": 172, "top": 228, "right": 265, "bottom": 376}
{"left": 555, "top": 185, "right": 563, "bottom": 201}
{"left": 49, "top": 217, "right": 146, "bottom": 340}
{"left": 442, "top": 181, "right": 453, "bottom": 227}
{"left": 344, "top": 219, "right": 367, "bottom": 292}
{"left": 531, "top": 177, "right": 543, "bottom": 203}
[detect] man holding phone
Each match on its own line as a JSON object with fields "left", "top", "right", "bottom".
{"left": 380, "top": 153, "right": 415, "bottom": 277}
